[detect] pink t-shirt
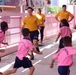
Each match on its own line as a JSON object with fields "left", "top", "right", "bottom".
{"left": 0, "top": 30, "right": 5, "bottom": 43}
{"left": 53, "top": 47, "right": 76, "bottom": 66}
{"left": 59, "top": 26, "right": 72, "bottom": 38}
{"left": 16, "top": 39, "right": 34, "bottom": 60}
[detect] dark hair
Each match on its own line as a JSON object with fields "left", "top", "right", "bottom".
{"left": 60, "top": 19, "right": 69, "bottom": 27}
{"left": 62, "top": 5, "right": 66, "bottom": 8}
{"left": 27, "top": 7, "right": 34, "bottom": 11}
{"left": 38, "top": 8, "right": 41, "bottom": 12}
{"left": 0, "top": 21, "right": 8, "bottom": 33}
{"left": 63, "top": 36, "right": 72, "bottom": 46}
{"left": 22, "top": 28, "right": 30, "bottom": 37}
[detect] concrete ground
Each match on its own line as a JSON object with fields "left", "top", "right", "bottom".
{"left": 0, "top": 30, "right": 76, "bottom": 75}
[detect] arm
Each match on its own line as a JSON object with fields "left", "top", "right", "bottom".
{"left": 32, "top": 49, "right": 43, "bottom": 54}
{"left": 55, "top": 12, "right": 60, "bottom": 22}
{"left": 40, "top": 15, "right": 45, "bottom": 25}
{"left": 68, "top": 16, "right": 74, "bottom": 22}
{"left": 68, "top": 12, "right": 74, "bottom": 22}
{"left": 21, "top": 19, "right": 27, "bottom": 29}
{"left": 50, "top": 59, "right": 55, "bottom": 68}
{"left": 50, "top": 52, "right": 59, "bottom": 68}
{"left": 40, "top": 20, "right": 45, "bottom": 25}
{"left": 55, "top": 17, "right": 60, "bottom": 22}
{"left": 36, "top": 17, "right": 41, "bottom": 29}
{"left": 55, "top": 33, "right": 61, "bottom": 42}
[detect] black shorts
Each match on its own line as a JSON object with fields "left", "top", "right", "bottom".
{"left": 13, "top": 57, "right": 33, "bottom": 68}
{"left": 58, "top": 66, "right": 70, "bottom": 75}
{"left": 30, "top": 30, "right": 39, "bottom": 41}
{"left": 59, "top": 38, "right": 64, "bottom": 49}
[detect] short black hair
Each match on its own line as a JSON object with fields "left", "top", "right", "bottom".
{"left": 60, "top": 19, "right": 69, "bottom": 27}
{"left": 38, "top": 8, "right": 41, "bottom": 12}
{"left": 0, "top": 21, "right": 8, "bottom": 33}
{"left": 22, "top": 28, "right": 30, "bottom": 37}
{"left": 62, "top": 5, "right": 66, "bottom": 8}
{"left": 63, "top": 36, "right": 72, "bottom": 46}
{"left": 27, "top": 7, "right": 34, "bottom": 11}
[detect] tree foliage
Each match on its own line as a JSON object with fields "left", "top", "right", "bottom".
{"left": 69, "top": 0, "right": 76, "bottom": 5}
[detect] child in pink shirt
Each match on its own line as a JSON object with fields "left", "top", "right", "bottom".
{"left": 0, "top": 28, "right": 43, "bottom": 75}
{"left": 50, "top": 36, "right": 76, "bottom": 75}
{"left": 0, "top": 21, "right": 8, "bottom": 62}
{"left": 55, "top": 19, "right": 72, "bottom": 53}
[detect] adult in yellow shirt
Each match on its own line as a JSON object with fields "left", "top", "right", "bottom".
{"left": 55, "top": 5, "right": 74, "bottom": 28}
{"left": 21, "top": 7, "right": 40, "bottom": 60}
{"left": 36, "top": 8, "right": 45, "bottom": 44}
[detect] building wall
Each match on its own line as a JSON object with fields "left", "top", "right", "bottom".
{"left": 0, "top": 0, "right": 19, "bottom": 6}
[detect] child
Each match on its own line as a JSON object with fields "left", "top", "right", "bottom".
{"left": 0, "top": 28, "right": 43, "bottom": 75}
{"left": 0, "top": 21, "right": 8, "bottom": 62}
{"left": 55, "top": 19, "right": 72, "bottom": 53}
{"left": 50, "top": 36, "right": 76, "bottom": 75}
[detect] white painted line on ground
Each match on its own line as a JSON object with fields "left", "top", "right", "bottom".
{"left": 44, "top": 50, "right": 57, "bottom": 59}
{"left": 0, "top": 62, "right": 14, "bottom": 72}
{"left": 33, "top": 60, "right": 42, "bottom": 65}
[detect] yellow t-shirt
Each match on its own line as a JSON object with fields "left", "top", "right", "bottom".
{"left": 21, "top": 15, "right": 39, "bottom": 31}
{"left": 36, "top": 14, "right": 45, "bottom": 26}
{"left": 55, "top": 11, "right": 74, "bottom": 21}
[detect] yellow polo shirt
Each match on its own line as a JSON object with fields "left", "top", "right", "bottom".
{"left": 55, "top": 11, "right": 74, "bottom": 21}
{"left": 36, "top": 14, "right": 45, "bottom": 26}
{"left": 21, "top": 15, "right": 39, "bottom": 31}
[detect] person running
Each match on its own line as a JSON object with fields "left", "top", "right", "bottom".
{"left": 50, "top": 36, "right": 76, "bottom": 75}
{"left": 0, "top": 28, "right": 43, "bottom": 75}
{"left": 55, "top": 5, "right": 74, "bottom": 28}
{"left": 0, "top": 21, "right": 8, "bottom": 62}
{"left": 55, "top": 19, "right": 72, "bottom": 53}
{"left": 21, "top": 7, "right": 40, "bottom": 60}
{"left": 36, "top": 8, "right": 45, "bottom": 44}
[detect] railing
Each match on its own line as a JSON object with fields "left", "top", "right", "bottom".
{"left": 0, "top": 16, "right": 22, "bottom": 47}
{"left": 0, "top": 13, "right": 75, "bottom": 47}
{"left": 44, "top": 14, "right": 59, "bottom": 39}
{"left": 0, "top": 12, "right": 75, "bottom": 57}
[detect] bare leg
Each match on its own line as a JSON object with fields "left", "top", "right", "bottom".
{"left": 2, "top": 68, "right": 17, "bottom": 75}
{"left": 30, "top": 39, "right": 39, "bottom": 60}
{"left": 33, "top": 40, "right": 40, "bottom": 52}
{"left": 28, "top": 66, "right": 35, "bottom": 75}
{"left": 0, "top": 49, "right": 5, "bottom": 62}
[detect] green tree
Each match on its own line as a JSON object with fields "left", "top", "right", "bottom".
{"left": 69, "top": 0, "right": 72, "bottom": 4}
{"left": 69, "top": 0, "right": 76, "bottom": 5}
{"left": 74, "top": 0, "right": 76, "bottom": 4}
